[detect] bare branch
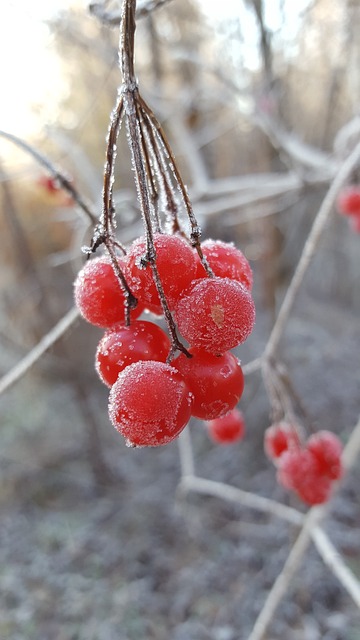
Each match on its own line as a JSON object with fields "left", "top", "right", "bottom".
{"left": 179, "top": 476, "right": 304, "bottom": 527}
{"left": 264, "top": 139, "right": 360, "bottom": 361}
{"left": 0, "top": 130, "right": 97, "bottom": 225}
{"left": 0, "top": 307, "right": 80, "bottom": 396}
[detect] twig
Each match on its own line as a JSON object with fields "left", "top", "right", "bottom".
{"left": 177, "top": 426, "right": 196, "bottom": 477}
{"left": 0, "top": 130, "right": 97, "bottom": 225}
{"left": 89, "top": 0, "right": 174, "bottom": 25}
{"left": 246, "top": 506, "right": 326, "bottom": 640}
{"left": 311, "top": 526, "right": 360, "bottom": 608}
{"left": 179, "top": 476, "right": 304, "bottom": 527}
{"left": 264, "top": 139, "right": 360, "bottom": 361}
{"left": 0, "top": 307, "right": 80, "bottom": 396}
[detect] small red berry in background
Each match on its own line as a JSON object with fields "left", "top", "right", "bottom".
{"left": 264, "top": 421, "right": 301, "bottom": 461}
{"left": 74, "top": 257, "right": 144, "bottom": 328}
{"left": 273, "top": 428, "right": 343, "bottom": 506}
{"left": 336, "top": 185, "right": 360, "bottom": 218}
{"left": 173, "top": 347, "right": 244, "bottom": 420}
{"left": 277, "top": 448, "right": 333, "bottom": 505}
{"left": 37, "top": 174, "right": 74, "bottom": 207}
{"left": 306, "top": 431, "right": 343, "bottom": 481}
{"left": 108, "top": 361, "right": 193, "bottom": 447}
{"left": 95, "top": 320, "right": 171, "bottom": 387}
{"left": 174, "top": 277, "right": 256, "bottom": 355}
{"left": 195, "top": 239, "right": 253, "bottom": 291}
{"left": 125, "top": 233, "right": 198, "bottom": 314}
{"left": 206, "top": 409, "right": 246, "bottom": 445}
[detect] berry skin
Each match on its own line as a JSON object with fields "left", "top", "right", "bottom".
{"left": 206, "top": 409, "right": 245, "bottom": 445}
{"left": 172, "top": 348, "right": 244, "bottom": 420}
{"left": 277, "top": 449, "right": 332, "bottom": 505}
{"left": 264, "top": 422, "right": 301, "bottom": 461}
{"left": 108, "top": 361, "right": 193, "bottom": 447}
{"left": 337, "top": 186, "right": 360, "bottom": 218}
{"left": 196, "top": 239, "right": 253, "bottom": 290}
{"left": 306, "top": 431, "right": 343, "bottom": 481}
{"left": 74, "top": 257, "right": 144, "bottom": 328}
{"left": 95, "top": 320, "right": 171, "bottom": 387}
{"left": 174, "top": 277, "right": 255, "bottom": 355}
{"left": 125, "top": 233, "right": 198, "bottom": 314}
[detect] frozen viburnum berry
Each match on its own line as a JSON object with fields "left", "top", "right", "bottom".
{"left": 108, "top": 361, "right": 193, "bottom": 447}
{"left": 125, "top": 233, "right": 197, "bottom": 314}
{"left": 206, "top": 409, "right": 246, "bottom": 445}
{"left": 74, "top": 257, "right": 144, "bottom": 328}
{"left": 277, "top": 449, "right": 332, "bottom": 505}
{"left": 264, "top": 422, "right": 301, "bottom": 461}
{"left": 306, "top": 431, "right": 343, "bottom": 481}
{"left": 96, "top": 320, "right": 171, "bottom": 387}
{"left": 196, "top": 239, "right": 253, "bottom": 290}
{"left": 173, "top": 348, "right": 244, "bottom": 420}
{"left": 336, "top": 185, "right": 360, "bottom": 218}
{"left": 174, "top": 277, "right": 255, "bottom": 355}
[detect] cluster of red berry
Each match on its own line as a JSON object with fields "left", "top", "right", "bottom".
{"left": 336, "top": 185, "right": 360, "bottom": 233}
{"left": 264, "top": 422, "right": 343, "bottom": 505}
{"left": 74, "top": 234, "right": 255, "bottom": 447}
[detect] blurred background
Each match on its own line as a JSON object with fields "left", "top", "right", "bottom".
{"left": 0, "top": 1, "right": 359, "bottom": 638}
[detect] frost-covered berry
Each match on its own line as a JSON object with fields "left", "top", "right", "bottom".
{"left": 277, "top": 449, "right": 333, "bottom": 505}
{"left": 173, "top": 347, "right": 244, "bottom": 420}
{"left": 306, "top": 431, "right": 343, "bottom": 481}
{"left": 96, "top": 320, "right": 171, "bottom": 387}
{"left": 74, "top": 257, "right": 143, "bottom": 328}
{"left": 206, "top": 409, "right": 246, "bottom": 445}
{"left": 108, "top": 361, "right": 193, "bottom": 447}
{"left": 264, "top": 422, "right": 301, "bottom": 461}
{"left": 196, "top": 239, "right": 253, "bottom": 290}
{"left": 125, "top": 233, "right": 197, "bottom": 314}
{"left": 174, "top": 277, "right": 255, "bottom": 355}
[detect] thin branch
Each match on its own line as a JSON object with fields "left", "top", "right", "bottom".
{"left": 179, "top": 476, "right": 304, "bottom": 527}
{"left": 177, "top": 426, "right": 196, "bottom": 477}
{"left": 264, "top": 139, "right": 360, "bottom": 361}
{"left": 89, "top": 0, "right": 174, "bottom": 25}
{"left": 311, "top": 526, "right": 360, "bottom": 608}
{"left": 0, "top": 130, "right": 97, "bottom": 225}
{"left": 0, "top": 307, "right": 80, "bottom": 396}
{"left": 246, "top": 506, "right": 326, "bottom": 640}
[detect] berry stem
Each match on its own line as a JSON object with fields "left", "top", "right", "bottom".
{"left": 119, "top": 0, "right": 190, "bottom": 356}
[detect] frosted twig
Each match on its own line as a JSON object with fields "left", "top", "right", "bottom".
{"left": 0, "top": 307, "right": 80, "bottom": 396}
{"left": 264, "top": 139, "right": 360, "bottom": 361}
{"left": 242, "top": 357, "right": 263, "bottom": 375}
{"left": 311, "top": 526, "right": 360, "bottom": 608}
{"left": 177, "top": 426, "right": 196, "bottom": 477}
{"left": 246, "top": 506, "right": 326, "bottom": 640}
{"left": 179, "top": 476, "right": 304, "bottom": 526}
{"left": 0, "top": 130, "right": 97, "bottom": 225}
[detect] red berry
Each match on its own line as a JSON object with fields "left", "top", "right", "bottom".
{"left": 206, "top": 409, "right": 245, "bottom": 445}
{"left": 277, "top": 449, "right": 333, "bottom": 505}
{"left": 306, "top": 431, "right": 343, "bottom": 481}
{"left": 174, "top": 277, "right": 255, "bottom": 354}
{"left": 264, "top": 422, "right": 301, "bottom": 461}
{"left": 196, "top": 240, "right": 253, "bottom": 290}
{"left": 95, "top": 320, "right": 171, "bottom": 387}
{"left": 125, "top": 233, "right": 197, "bottom": 314}
{"left": 172, "top": 348, "right": 244, "bottom": 420}
{"left": 74, "top": 257, "right": 144, "bottom": 328}
{"left": 108, "top": 361, "right": 193, "bottom": 447}
{"left": 337, "top": 186, "right": 360, "bottom": 217}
